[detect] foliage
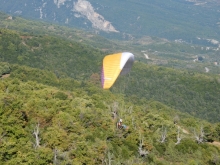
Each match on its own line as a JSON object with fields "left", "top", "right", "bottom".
{"left": 114, "top": 63, "right": 220, "bottom": 123}
{"left": 0, "top": 65, "right": 219, "bottom": 164}
{"left": 0, "top": 28, "right": 105, "bottom": 80}
{"left": 0, "top": 62, "right": 10, "bottom": 77}
{"left": 0, "top": 15, "right": 220, "bottom": 164}
{"left": 1, "top": 11, "right": 220, "bottom": 75}
{"left": 2, "top": 25, "right": 220, "bottom": 122}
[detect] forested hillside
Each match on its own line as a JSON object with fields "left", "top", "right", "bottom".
{"left": 0, "top": 27, "right": 220, "bottom": 123}
{"left": 0, "top": 28, "right": 103, "bottom": 80}
{"left": 0, "top": 12, "right": 220, "bottom": 164}
{"left": 0, "top": 12, "right": 121, "bottom": 52}
{"left": 0, "top": 63, "right": 220, "bottom": 164}
{"left": 113, "top": 63, "right": 220, "bottom": 123}
{"left": 1, "top": 11, "right": 220, "bottom": 76}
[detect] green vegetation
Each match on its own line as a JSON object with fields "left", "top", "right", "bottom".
{"left": 0, "top": 12, "right": 120, "bottom": 52}
{"left": 1, "top": 20, "right": 220, "bottom": 122}
{"left": 0, "top": 28, "right": 103, "bottom": 80}
{"left": 0, "top": 64, "right": 220, "bottom": 164}
{"left": 0, "top": 13, "right": 220, "bottom": 164}
{"left": 1, "top": 11, "right": 220, "bottom": 74}
{"left": 113, "top": 63, "right": 220, "bottom": 123}
{"left": 0, "top": 63, "right": 10, "bottom": 76}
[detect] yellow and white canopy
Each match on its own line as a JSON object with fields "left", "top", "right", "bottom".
{"left": 101, "top": 52, "right": 134, "bottom": 89}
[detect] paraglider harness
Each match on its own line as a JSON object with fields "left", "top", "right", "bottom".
{"left": 116, "top": 119, "right": 127, "bottom": 130}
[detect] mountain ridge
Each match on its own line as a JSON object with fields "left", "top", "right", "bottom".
{"left": 1, "top": 0, "right": 220, "bottom": 44}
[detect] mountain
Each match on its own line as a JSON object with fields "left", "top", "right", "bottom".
{"left": 1, "top": 11, "right": 220, "bottom": 76}
{"left": 1, "top": 20, "right": 220, "bottom": 123}
{"left": 0, "top": 13, "right": 220, "bottom": 164}
{"left": 0, "top": 0, "right": 220, "bottom": 45}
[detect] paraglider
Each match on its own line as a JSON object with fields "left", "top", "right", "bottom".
{"left": 101, "top": 52, "right": 134, "bottom": 89}
{"left": 116, "top": 118, "right": 128, "bottom": 130}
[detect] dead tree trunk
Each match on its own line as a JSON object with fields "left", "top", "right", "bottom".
{"left": 33, "top": 122, "right": 40, "bottom": 149}
{"left": 173, "top": 115, "right": 180, "bottom": 125}
{"left": 104, "top": 150, "right": 114, "bottom": 165}
{"left": 138, "top": 133, "right": 148, "bottom": 157}
{"left": 158, "top": 125, "right": 167, "bottom": 143}
{"left": 175, "top": 126, "right": 183, "bottom": 145}
{"left": 111, "top": 101, "right": 119, "bottom": 120}
{"left": 211, "top": 153, "right": 220, "bottom": 165}
{"left": 194, "top": 126, "right": 205, "bottom": 144}
{"left": 53, "top": 149, "right": 58, "bottom": 165}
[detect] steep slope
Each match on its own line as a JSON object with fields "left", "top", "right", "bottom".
{"left": 0, "top": 12, "right": 121, "bottom": 52}
{"left": 0, "top": 64, "right": 220, "bottom": 164}
{"left": 1, "top": 26, "right": 220, "bottom": 123}
{"left": 0, "top": 0, "right": 220, "bottom": 44}
{"left": 1, "top": 11, "right": 220, "bottom": 76}
{"left": 0, "top": 14, "right": 220, "bottom": 163}
{"left": 113, "top": 63, "right": 220, "bottom": 123}
{"left": 0, "top": 28, "right": 103, "bottom": 80}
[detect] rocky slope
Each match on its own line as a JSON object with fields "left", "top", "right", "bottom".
{"left": 0, "top": 0, "right": 219, "bottom": 43}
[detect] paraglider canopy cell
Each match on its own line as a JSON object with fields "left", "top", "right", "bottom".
{"left": 101, "top": 52, "right": 134, "bottom": 89}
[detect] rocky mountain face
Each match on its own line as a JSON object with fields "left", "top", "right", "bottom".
{"left": 0, "top": 0, "right": 118, "bottom": 33}
{"left": 73, "top": 0, "right": 118, "bottom": 33}
{"left": 0, "top": 0, "right": 220, "bottom": 44}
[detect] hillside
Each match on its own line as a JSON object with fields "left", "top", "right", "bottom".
{"left": 0, "top": 0, "right": 220, "bottom": 44}
{"left": 114, "top": 63, "right": 220, "bottom": 123}
{"left": 0, "top": 63, "right": 220, "bottom": 164}
{"left": 1, "top": 11, "right": 220, "bottom": 76}
{"left": 0, "top": 28, "right": 103, "bottom": 80}
{"left": 0, "top": 26, "right": 220, "bottom": 123}
{"left": 0, "top": 13, "right": 220, "bottom": 164}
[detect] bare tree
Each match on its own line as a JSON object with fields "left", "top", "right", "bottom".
{"left": 138, "top": 134, "right": 149, "bottom": 157}
{"left": 53, "top": 148, "right": 58, "bottom": 165}
{"left": 104, "top": 150, "right": 114, "bottom": 165}
{"left": 211, "top": 153, "right": 220, "bottom": 165}
{"left": 112, "top": 101, "right": 118, "bottom": 112}
{"left": 33, "top": 122, "right": 40, "bottom": 149}
{"left": 53, "top": 148, "right": 69, "bottom": 165}
{"left": 194, "top": 126, "right": 205, "bottom": 144}
{"left": 127, "top": 106, "right": 133, "bottom": 114}
{"left": 110, "top": 101, "right": 119, "bottom": 120}
{"left": 175, "top": 126, "right": 183, "bottom": 145}
{"left": 158, "top": 125, "right": 167, "bottom": 143}
{"left": 111, "top": 111, "right": 117, "bottom": 121}
{"left": 173, "top": 115, "right": 180, "bottom": 124}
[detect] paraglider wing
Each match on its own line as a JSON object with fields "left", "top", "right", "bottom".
{"left": 101, "top": 52, "right": 134, "bottom": 89}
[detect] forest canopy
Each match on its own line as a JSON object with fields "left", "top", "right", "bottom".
{"left": 0, "top": 13, "right": 220, "bottom": 164}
